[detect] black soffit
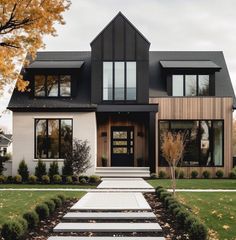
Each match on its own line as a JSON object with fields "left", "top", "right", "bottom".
{"left": 27, "top": 60, "right": 84, "bottom": 69}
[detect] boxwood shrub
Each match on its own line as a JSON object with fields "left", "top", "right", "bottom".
{"left": 0, "top": 175, "right": 6, "bottom": 183}
{"left": 215, "top": 170, "right": 224, "bottom": 179}
{"left": 1, "top": 220, "right": 25, "bottom": 240}
{"left": 28, "top": 175, "right": 37, "bottom": 184}
{"left": 23, "top": 211, "right": 39, "bottom": 229}
{"left": 79, "top": 175, "right": 89, "bottom": 182}
{"left": 89, "top": 175, "right": 101, "bottom": 183}
{"left": 42, "top": 175, "right": 50, "bottom": 184}
{"left": 44, "top": 200, "right": 56, "bottom": 214}
{"left": 52, "top": 174, "right": 62, "bottom": 184}
{"left": 35, "top": 203, "right": 49, "bottom": 220}
{"left": 51, "top": 197, "right": 62, "bottom": 208}
{"left": 14, "top": 175, "right": 22, "bottom": 184}
{"left": 66, "top": 176, "right": 73, "bottom": 184}
{"left": 191, "top": 170, "right": 198, "bottom": 179}
{"left": 202, "top": 170, "right": 210, "bottom": 179}
{"left": 57, "top": 194, "right": 66, "bottom": 203}
{"left": 189, "top": 220, "right": 208, "bottom": 240}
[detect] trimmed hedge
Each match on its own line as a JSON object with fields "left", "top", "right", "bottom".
{"left": 44, "top": 200, "right": 56, "bottom": 214}
{"left": 51, "top": 197, "right": 62, "bottom": 208}
{"left": 1, "top": 219, "right": 26, "bottom": 240}
{"left": 23, "top": 211, "right": 39, "bottom": 229}
{"left": 35, "top": 203, "right": 49, "bottom": 220}
{"left": 155, "top": 187, "right": 208, "bottom": 240}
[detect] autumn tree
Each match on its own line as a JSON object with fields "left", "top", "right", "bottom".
{"left": 0, "top": 0, "right": 71, "bottom": 94}
{"left": 161, "top": 131, "right": 185, "bottom": 197}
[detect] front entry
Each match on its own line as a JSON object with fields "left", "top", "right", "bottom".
{"left": 111, "top": 126, "right": 134, "bottom": 166}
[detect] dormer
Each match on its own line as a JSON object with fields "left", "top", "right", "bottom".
{"left": 91, "top": 12, "right": 150, "bottom": 104}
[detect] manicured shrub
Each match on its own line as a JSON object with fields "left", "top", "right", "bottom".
{"left": 163, "top": 196, "right": 175, "bottom": 208}
{"left": 80, "top": 178, "right": 87, "bottom": 184}
{"left": 28, "top": 175, "right": 37, "bottom": 184}
{"left": 179, "top": 170, "right": 185, "bottom": 179}
{"left": 184, "top": 214, "right": 198, "bottom": 231}
{"left": 35, "top": 160, "right": 47, "bottom": 181}
{"left": 66, "top": 176, "right": 73, "bottom": 184}
{"left": 49, "top": 161, "right": 59, "bottom": 179}
{"left": 172, "top": 206, "right": 183, "bottom": 216}
{"left": 155, "top": 187, "right": 165, "bottom": 198}
{"left": 14, "top": 174, "right": 22, "bottom": 184}
{"left": 7, "top": 175, "right": 13, "bottom": 183}
{"left": 89, "top": 175, "right": 101, "bottom": 183}
{"left": 150, "top": 173, "right": 158, "bottom": 179}
{"left": 167, "top": 202, "right": 182, "bottom": 214}
{"left": 79, "top": 175, "right": 89, "bottom": 182}
{"left": 1, "top": 220, "right": 25, "bottom": 240}
{"left": 176, "top": 209, "right": 190, "bottom": 227}
{"left": 229, "top": 167, "right": 236, "bottom": 179}
{"left": 23, "top": 211, "right": 39, "bottom": 229}
{"left": 51, "top": 197, "right": 62, "bottom": 208}
{"left": 158, "top": 170, "right": 166, "bottom": 179}
{"left": 35, "top": 203, "right": 49, "bottom": 220}
{"left": 189, "top": 220, "right": 208, "bottom": 240}
{"left": 42, "top": 175, "right": 50, "bottom": 184}
{"left": 0, "top": 175, "right": 6, "bottom": 183}
{"left": 159, "top": 191, "right": 172, "bottom": 201}
{"left": 17, "top": 217, "right": 28, "bottom": 233}
{"left": 44, "top": 200, "right": 56, "bottom": 214}
{"left": 191, "top": 170, "right": 198, "bottom": 179}
{"left": 17, "top": 159, "right": 29, "bottom": 182}
{"left": 72, "top": 175, "right": 79, "bottom": 183}
{"left": 52, "top": 174, "right": 62, "bottom": 184}
{"left": 215, "top": 170, "right": 224, "bottom": 179}
{"left": 57, "top": 194, "right": 66, "bottom": 203}
{"left": 202, "top": 170, "right": 210, "bottom": 179}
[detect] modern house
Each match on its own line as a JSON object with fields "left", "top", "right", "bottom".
{"left": 8, "top": 12, "right": 236, "bottom": 177}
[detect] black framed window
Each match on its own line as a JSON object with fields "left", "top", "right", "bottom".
{"left": 159, "top": 120, "right": 223, "bottom": 167}
{"left": 103, "top": 61, "right": 136, "bottom": 101}
{"left": 172, "top": 74, "right": 210, "bottom": 96}
{"left": 34, "top": 75, "right": 71, "bottom": 97}
{"left": 35, "top": 119, "right": 72, "bottom": 159}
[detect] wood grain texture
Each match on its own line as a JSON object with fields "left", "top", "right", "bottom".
{"left": 149, "top": 97, "right": 233, "bottom": 176}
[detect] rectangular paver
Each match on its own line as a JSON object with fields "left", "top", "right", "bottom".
{"left": 63, "top": 211, "right": 156, "bottom": 220}
{"left": 48, "top": 237, "right": 165, "bottom": 240}
{"left": 53, "top": 222, "right": 162, "bottom": 232}
{"left": 71, "top": 192, "right": 151, "bottom": 211}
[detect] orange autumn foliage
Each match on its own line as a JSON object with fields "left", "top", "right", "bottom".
{"left": 0, "top": 0, "right": 71, "bottom": 94}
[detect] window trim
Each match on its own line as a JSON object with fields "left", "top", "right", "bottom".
{"left": 34, "top": 74, "right": 72, "bottom": 98}
{"left": 172, "top": 74, "right": 210, "bottom": 97}
{"left": 102, "top": 61, "right": 137, "bottom": 102}
{"left": 34, "top": 118, "right": 73, "bottom": 159}
{"left": 158, "top": 120, "right": 224, "bottom": 167}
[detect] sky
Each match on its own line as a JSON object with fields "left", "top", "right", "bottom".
{"left": 1, "top": 0, "right": 236, "bottom": 132}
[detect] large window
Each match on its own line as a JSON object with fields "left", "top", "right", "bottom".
{"left": 159, "top": 120, "right": 223, "bottom": 167}
{"left": 34, "top": 75, "right": 71, "bottom": 97}
{"left": 35, "top": 119, "right": 72, "bottom": 159}
{"left": 103, "top": 62, "right": 136, "bottom": 101}
{"left": 172, "top": 74, "right": 209, "bottom": 96}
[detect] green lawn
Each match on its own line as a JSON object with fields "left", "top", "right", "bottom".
{"left": 0, "top": 184, "right": 97, "bottom": 189}
{"left": 0, "top": 191, "right": 85, "bottom": 226}
{"left": 147, "top": 179, "right": 236, "bottom": 189}
{"left": 178, "top": 192, "right": 236, "bottom": 240}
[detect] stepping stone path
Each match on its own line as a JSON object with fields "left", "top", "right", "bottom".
{"left": 49, "top": 178, "right": 164, "bottom": 239}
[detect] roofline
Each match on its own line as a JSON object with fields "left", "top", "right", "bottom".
{"left": 90, "top": 11, "right": 150, "bottom": 46}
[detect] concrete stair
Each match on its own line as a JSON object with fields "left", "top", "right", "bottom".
{"left": 48, "top": 237, "right": 165, "bottom": 240}
{"left": 95, "top": 167, "right": 150, "bottom": 178}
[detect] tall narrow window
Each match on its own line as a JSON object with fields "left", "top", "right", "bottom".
{"left": 200, "top": 121, "right": 211, "bottom": 166}
{"left": 198, "top": 75, "right": 209, "bottom": 96}
{"left": 60, "top": 75, "right": 71, "bottom": 96}
{"left": 36, "top": 119, "right": 47, "bottom": 158}
{"left": 126, "top": 62, "right": 136, "bottom": 100}
{"left": 60, "top": 119, "right": 73, "bottom": 158}
{"left": 48, "top": 119, "right": 59, "bottom": 158}
{"left": 103, "top": 62, "right": 113, "bottom": 100}
{"left": 35, "top": 75, "right": 46, "bottom": 96}
{"left": 47, "top": 75, "right": 58, "bottom": 96}
{"left": 185, "top": 75, "right": 197, "bottom": 96}
{"left": 114, "top": 62, "right": 125, "bottom": 100}
{"left": 172, "top": 75, "right": 184, "bottom": 96}
{"left": 213, "top": 121, "right": 223, "bottom": 166}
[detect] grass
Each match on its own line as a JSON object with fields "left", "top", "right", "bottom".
{"left": 178, "top": 192, "right": 236, "bottom": 240}
{"left": 0, "top": 184, "right": 97, "bottom": 189}
{"left": 0, "top": 191, "right": 85, "bottom": 226}
{"left": 147, "top": 179, "right": 236, "bottom": 189}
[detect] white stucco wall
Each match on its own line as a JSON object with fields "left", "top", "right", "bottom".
{"left": 12, "top": 112, "right": 97, "bottom": 176}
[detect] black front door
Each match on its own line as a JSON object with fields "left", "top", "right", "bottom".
{"left": 111, "top": 126, "right": 134, "bottom": 166}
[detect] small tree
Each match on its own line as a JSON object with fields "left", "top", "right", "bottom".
{"left": 35, "top": 160, "right": 47, "bottom": 181}
{"left": 62, "top": 158, "right": 73, "bottom": 176}
{"left": 48, "top": 161, "right": 59, "bottom": 179}
{"left": 161, "top": 131, "right": 185, "bottom": 197}
{"left": 64, "top": 139, "right": 92, "bottom": 175}
{"left": 18, "top": 159, "right": 29, "bottom": 182}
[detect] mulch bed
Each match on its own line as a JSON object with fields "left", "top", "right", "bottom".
{"left": 144, "top": 193, "right": 189, "bottom": 240}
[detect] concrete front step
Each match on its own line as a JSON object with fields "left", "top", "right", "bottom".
{"left": 53, "top": 222, "right": 162, "bottom": 232}
{"left": 96, "top": 167, "right": 150, "bottom": 170}
{"left": 63, "top": 212, "right": 156, "bottom": 220}
{"left": 48, "top": 237, "right": 165, "bottom": 240}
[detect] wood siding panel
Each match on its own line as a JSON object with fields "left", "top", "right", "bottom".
{"left": 150, "top": 97, "right": 233, "bottom": 176}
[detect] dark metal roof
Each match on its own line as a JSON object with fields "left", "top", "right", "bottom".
{"left": 28, "top": 60, "right": 84, "bottom": 69}
{"left": 160, "top": 60, "right": 221, "bottom": 70}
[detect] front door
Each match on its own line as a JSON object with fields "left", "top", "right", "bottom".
{"left": 111, "top": 126, "right": 134, "bottom": 166}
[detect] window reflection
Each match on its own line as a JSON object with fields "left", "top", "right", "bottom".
{"left": 127, "top": 62, "right": 136, "bottom": 100}
{"left": 172, "top": 75, "right": 184, "bottom": 96}
{"left": 60, "top": 119, "right": 72, "bottom": 158}
{"left": 185, "top": 75, "right": 197, "bottom": 96}
{"left": 36, "top": 119, "right": 47, "bottom": 158}
{"left": 103, "top": 62, "right": 113, "bottom": 100}
{"left": 60, "top": 75, "right": 71, "bottom": 96}
{"left": 35, "top": 75, "right": 46, "bottom": 96}
{"left": 114, "top": 62, "right": 125, "bottom": 100}
{"left": 199, "top": 75, "right": 209, "bottom": 96}
{"left": 47, "top": 75, "right": 58, "bottom": 96}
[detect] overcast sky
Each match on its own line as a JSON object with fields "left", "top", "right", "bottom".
{"left": 1, "top": 0, "right": 236, "bottom": 132}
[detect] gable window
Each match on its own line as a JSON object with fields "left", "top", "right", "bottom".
{"left": 34, "top": 75, "right": 71, "bottom": 97}
{"left": 172, "top": 74, "right": 209, "bottom": 96}
{"left": 35, "top": 119, "right": 72, "bottom": 159}
{"left": 103, "top": 62, "right": 136, "bottom": 101}
{"left": 159, "top": 120, "right": 223, "bottom": 167}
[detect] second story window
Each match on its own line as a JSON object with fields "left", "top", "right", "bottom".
{"left": 103, "top": 62, "right": 136, "bottom": 101}
{"left": 172, "top": 74, "right": 209, "bottom": 96}
{"left": 34, "top": 75, "right": 71, "bottom": 97}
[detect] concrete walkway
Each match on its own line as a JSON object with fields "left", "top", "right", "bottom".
{"left": 49, "top": 178, "right": 165, "bottom": 239}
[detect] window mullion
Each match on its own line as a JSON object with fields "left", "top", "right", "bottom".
{"left": 59, "top": 119, "right": 61, "bottom": 158}
{"left": 46, "top": 119, "right": 49, "bottom": 158}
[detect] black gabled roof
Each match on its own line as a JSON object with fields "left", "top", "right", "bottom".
{"left": 90, "top": 12, "right": 150, "bottom": 46}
